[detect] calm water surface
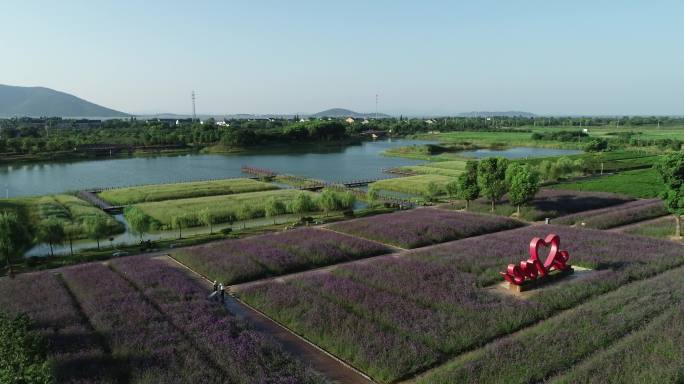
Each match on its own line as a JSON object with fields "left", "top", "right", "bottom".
{"left": 1, "top": 139, "right": 435, "bottom": 197}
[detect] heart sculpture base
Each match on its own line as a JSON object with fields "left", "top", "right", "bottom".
{"left": 506, "top": 266, "right": 574, "bottom": 292}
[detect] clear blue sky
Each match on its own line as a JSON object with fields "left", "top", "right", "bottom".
{"left": 2, "top": 0, "right": 683, "bottom": 116}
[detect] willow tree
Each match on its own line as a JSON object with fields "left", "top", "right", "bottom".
{"left": 0, "top": 212, "right": 25, "bottom": 277}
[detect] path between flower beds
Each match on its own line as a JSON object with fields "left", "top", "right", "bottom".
{"left": 160, "top": 255, "right": 375, "bottom": 384}
{"left": 318, "top": 226, "right": 408, "bottom": 252}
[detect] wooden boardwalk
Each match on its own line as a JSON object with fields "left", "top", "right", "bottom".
{"left": 77, "top": 190, "right": 124, "bottom": 214}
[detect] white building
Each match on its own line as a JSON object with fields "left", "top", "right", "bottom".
{"left": 345, "top": 117, "right": 355, "bottom": 124}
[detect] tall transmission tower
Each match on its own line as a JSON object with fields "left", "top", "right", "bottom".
{"left": 191, "top": 91, "right": 197, "bottom": 122}
{"left": 375, "top": 94, "right": 379, "bottom": 120}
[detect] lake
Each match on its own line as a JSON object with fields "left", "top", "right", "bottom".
{"left": 1, "top": 139, "right": 435, "bottom": 197}
{"left": 8, "top": 141, "right": 581, "bottom": 256}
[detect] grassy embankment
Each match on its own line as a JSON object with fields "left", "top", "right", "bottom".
{"left": 134, "top": 189, "right": 318, "bottom": 228}
{"left": 98, "top": 178, "right": 277, "bottom": 205}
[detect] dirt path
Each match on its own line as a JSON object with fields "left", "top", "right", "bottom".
{"left": 160, "top": 255, "right": 375, "bottom": 384}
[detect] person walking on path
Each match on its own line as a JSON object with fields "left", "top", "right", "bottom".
{"left": 219, "top": 283, "right": 225, "bottom": 303}
{"left": 213, "top": 280, "right": 218, "bottom": 293}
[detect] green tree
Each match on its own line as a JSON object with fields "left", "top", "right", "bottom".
{"left": 478, "top": 157, "right": 509, "bottom": 211}
{"left": 64, "top": 224, "right": 81, "bottom": 257}
{"left": 655, "top": 153, "right": 684, "bottom": 237}
{"left": 236, "top": 204, "right": 254, "bottom": 229}
{"left": 289, "top": 192, "right": 315, "bottom": 219}
{"left": 445, "top": 179, "right": 459, "bottom": 204}
{"left": 455, "top": 160, "right": 480, "bottom": 210}
{"left": 264, "top": 197, "right": 286, "bottom": 224}
{"left": 0, "top": 212, "right": 26, "bottom": 278}
{"left": 36, "top": 217, "right": 66, "bottom": 257}
{"left": 171, "top": 215, "right": 188, "bottom": 239}
{"left": 367, "top": 186, "right": 380, "bottom": 207}
{"left": 0, "top": 313, "right": 53, "bottom": 384}
{"left": 425, "top": 181, "right": 440, "bottom": 203}
{"left": 125, "top": 207, "right": 151, "bottom": 240}
{"left": 317, "top": 189, "right": 341, "bottom": 217}
{"left": 84, "top": 216, "right": 108, "bottom": 250}
{"left": 505, "top": 163, "right": 540, "bottom": 217}
{"left": 198, "top": 208, "right": 216, "bottom": 234}
{"left": 338, "top": 191, "right": 356, "bottom": 211}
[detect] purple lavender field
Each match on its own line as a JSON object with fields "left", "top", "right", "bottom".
{"left": 171, "top": 227, "right": 389, "bottom": 284}
{"left": 0, "top": 272, "right": 121, "bottom": 383}
{"left": 409, "top": 224, "right": 684, "bottom": 286}
{"left": 327, "top": 208, "right": 524, "bottom": 248}
{"left": 110, "top": 256, "right": 324, "bottom": 383}
{"left": 238, "top": 225, "right": 684, "bottom": 383}
{"left": 0, "top": 259, "right": 326, "bottom": 383}
{"left": 552, "top": 198, "right": 666, "bottom": 229}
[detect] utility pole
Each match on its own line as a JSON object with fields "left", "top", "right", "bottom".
{"left": 192, "top": 91, "right": 197, "bottom": 122}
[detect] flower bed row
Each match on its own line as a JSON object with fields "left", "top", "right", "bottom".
{"left": 238, "top": 226, "right": 684, "bottom": 382}
{"left": 171, "top": 227, "right": 390, "bottom": 285}
{"left": 552, "top": 198, "right": 666, "bottom": 229}
{"left": 0, "top": 272, "right": 120, "bottom": 383}
{"left": 416, "top": 266, "right": 684, "bottom": 384}
{"left": 327, "top": 208, "right": 524, "bottom": 249}
{"left": 409, "top": 224, "right": 684, "bottom": 287}
{"left": 110, "top": 256, "right": 324, "bottom": 384}
{"left": 551, "top": 301, "right": 684, "bottom": 384}
{"left": 60, "top": 263, "right": 224, "bottom": 383}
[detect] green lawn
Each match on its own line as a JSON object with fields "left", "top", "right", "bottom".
{"left": 98, "top": 178, "right": 278, "bottom": 205}
{"left": 134, "top": 189, "right": 318, "bottom": 228}
{"left": 371, "top": 175, "right": 455, "bottom": 196}
{"left": 550, "top": 168, "right": 665, "bottom": 198}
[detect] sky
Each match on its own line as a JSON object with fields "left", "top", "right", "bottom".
{"left": 2, "top": 0, "right": 683, "bottom": 116}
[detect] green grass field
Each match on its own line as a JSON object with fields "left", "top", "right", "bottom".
{"left": 398, "top": 165, "right": 463, "bottom": 177}
{"left": 2, "top": 195, "right": 123, "bottom": 239}
{"left": 371, "top": 175, "right": 455, "bottom": 196}
{"left": 98, "top": 178, "right": 278, "bottom": 205}
{"left": 550, "top": 168, "right": 665, "bottom": 198}
{"left": 134, "top": 189, "right": 317, "bottom": 228}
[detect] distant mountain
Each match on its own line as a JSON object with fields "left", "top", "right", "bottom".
{"left": 310, "top": 108, "right": 391, "bottom": 119}
{"left": 0, "top": 84, "right": 129, "bottom": 118}
{"left": 458, "top": 111, "right": 535, "bottom": 118}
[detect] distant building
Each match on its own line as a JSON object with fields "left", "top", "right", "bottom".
{"left": 425, "top": 119, "right": 435, "bottom": 124}
{"left": 345, "top": 117, "right": 355, "bottom": 124}
{"left": 216, "top": 120, "right": 230, "bottom": 127}
{"left": 361, "top": 119, "right": 370, "bottom": 125}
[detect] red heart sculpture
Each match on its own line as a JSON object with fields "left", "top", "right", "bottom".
{"left": 529, "top": 233, "right": 569, "bottom": 271}
{"left": 500, "top": 233, "right": 571, "bottom": 286}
